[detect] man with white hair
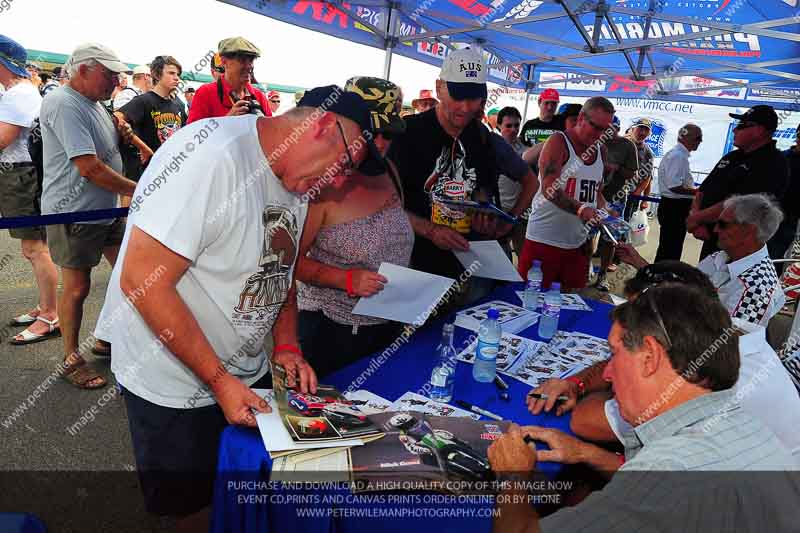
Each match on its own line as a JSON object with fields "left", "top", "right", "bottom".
{"left": 620, "top": 193, "right": 786, "bottom": 327}
{"left": 654, "top": 123, "right": 703, "bottom": 262}
{"left": 112, "top": 64, "right": 151, "bottom": 111}
{"left": 40, "top": 43, "right": 138, "bottom": 389}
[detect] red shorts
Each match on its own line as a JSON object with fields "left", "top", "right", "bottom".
{"left": 517, "top": 240, "right": 590, "bottom": 290}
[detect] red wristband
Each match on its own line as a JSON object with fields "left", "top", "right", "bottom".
{"left": 565, "top": 376, "right": 586, "bottom": 396}
{"left": 616, "top": 452, "right": 625, "bottom": 466}
{"left": 345, "top": 270, "right": 356, "bottom": 298}
{"left": 274, "top": 344, "right": 302, "bottom": 357}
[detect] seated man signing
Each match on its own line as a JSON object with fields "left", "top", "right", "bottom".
{"left": 488, "top": 283, "right": 798, "bottom": 533}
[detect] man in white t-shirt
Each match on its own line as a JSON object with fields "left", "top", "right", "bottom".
{"left": 111, "top": 64, "right": 151, "bottom": 111}
{"left": 0, "top": 34, "right": 60, "bottom": 346}
{"left": 95, "top": 85, "right": 377, "bottom": 524}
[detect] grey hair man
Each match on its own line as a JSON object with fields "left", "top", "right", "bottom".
{"left": 654, "top": 123, "right": 703, "bottom": 262}
{"left": 620, "top": 193, "right": 785, "bottom": 326}
{"left": 40, "top": 43, "right": 138, "bottom": 389}
{"left": 112, "top": 64, "right": 151, "bottom": 111}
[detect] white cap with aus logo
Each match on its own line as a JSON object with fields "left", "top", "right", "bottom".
{"left": 439, "top": 47, "right": 488, "bottom": 100}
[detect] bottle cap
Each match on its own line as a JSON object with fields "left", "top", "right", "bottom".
{"left": 551, "top": 282, "right": 561, "bottom": 290}
{"left": 487, "top": 308, "right": 500, "bottom": 320}
{"left": 443, "top": 322, "right": 454, "bottom": 333}
{"left": 532, "top": 260, "right": 541, "bottom": 267}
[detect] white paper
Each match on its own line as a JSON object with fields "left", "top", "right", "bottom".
{"left": 515, "top": 291, "right": 592, "bottom": 311}
{"left": 344, "top": 390, "right": 393, "bottom": 415}
{"left": 389, "top": 391, "right": 480, "bottom": 420}
{"left": 609, "top": 294, "right": 627, "bottom": 306}
{"left": 454, "top": 300, "right": 539, "bottom": 334}
{"left": 454, "top": 240, "right": 523, "bottom": 282}
{"left": 352, "top": 263, "right": 455, "bottom": 324}
{"left": 457, "top": 332, "right": 546, "bottom": 374}
{"left": 251, "top": 389, "right": 365, "bottom": 452}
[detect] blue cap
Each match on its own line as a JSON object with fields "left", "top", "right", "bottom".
{"left": 532, "top": 260, "right": 542, "bottom": 267}
{"left": 612, "top": 115, "right": 621, "bottom": 128}
{"left": 551, "top": 282, "right": 561, "bottom": 290}
{"left": 0, "top": 35, "right": 30, "bottom": 79}
{"left": 487, "top": 308, "right": 500, "bottom": 320}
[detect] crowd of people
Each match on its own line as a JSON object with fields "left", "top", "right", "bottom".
{"left": 1, "top": 30, "right": 800, "bottom": 531}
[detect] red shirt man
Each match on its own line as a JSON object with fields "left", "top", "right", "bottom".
{"left": 187, "top": 37, "right": 271, "bottom": 123}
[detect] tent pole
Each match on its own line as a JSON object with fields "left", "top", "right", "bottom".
{"left": 383, "top": 4, "right": 397, "bottom": 80}
{"left": 521, "top": 64, "right": 533, "bottom": 122}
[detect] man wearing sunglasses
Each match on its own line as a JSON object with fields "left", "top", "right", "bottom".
{"left": 688, "top": 105, "right": 789, "bottom": 260}
{"left": 519, "top": 97, "right": 616, "bottom": 290}
{"left": 389, "top": 47, "right": 498, "bottom": 291}
{"left": 187, "top": 36, "right": 271, "bottom": 124}
{"left": 490, "top": 280, "right": 798, "bottom": 532}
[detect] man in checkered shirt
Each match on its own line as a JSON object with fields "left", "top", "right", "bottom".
{"left": 618, "top": 193, "right": 785, "bottom": 327}
{"left": 696, "top": 193, "right": 785, "bottom": 326}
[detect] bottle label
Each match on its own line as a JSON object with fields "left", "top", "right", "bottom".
{"left": 431, "top": 370, "right": 447, "bottom": 388}
{"left": 476, "top": 342, "right": 498, "bottom": 362}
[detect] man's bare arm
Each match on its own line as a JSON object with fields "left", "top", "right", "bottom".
{"left": 539, "top": 134, "right": 580, "bottom": 214}
{"left": 120, "top": 226, "right": 272, "bottom": 424}
{"left": 510, "top": 168, "right": 538, "bottom": 219}
{"left": 72, "top": 154, "right": 137, "bottom": 196}
{"left": 0, "top": 122, "right": 21, "bottom": 150}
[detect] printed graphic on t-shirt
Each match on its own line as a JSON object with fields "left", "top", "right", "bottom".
{"left": 151, "top": 110, "right": 184, "bottom": 145}
{"left": 424, "top": 139, "right": 477, "bottom": 234}
{"left": 234, "top": 205, "right": 299, "bottom": 334}
{"left": 523, "top": 128, "right": 557, "bottom": 146}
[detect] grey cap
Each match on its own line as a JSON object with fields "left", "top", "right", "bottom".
{"left": 68, "top": 42, "right": 131, "bottom": 73}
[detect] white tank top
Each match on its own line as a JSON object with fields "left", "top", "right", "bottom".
{"left": 526, "top": 131, "right": 604, "bottom": 249}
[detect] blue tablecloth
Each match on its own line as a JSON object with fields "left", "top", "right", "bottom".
{"left": 211, "top": 283, "right": 613, "bottom": 533}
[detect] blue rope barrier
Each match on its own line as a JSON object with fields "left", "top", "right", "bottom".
{"left": 0, "top": 208, "right": 129, "bottom": 229}
{"left": 628, "top": 194, "right": 661, "bottom": 203}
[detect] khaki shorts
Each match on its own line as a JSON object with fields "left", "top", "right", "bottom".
{"left": 46, "top": 218, "right": 125, "bottom": 269}
{"left": 0, "top": 165, "right": 46, "bottom": 241}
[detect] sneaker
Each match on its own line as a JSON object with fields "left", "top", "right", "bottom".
{"left": 594, "top": 275, "right": 611, "bottom": 292}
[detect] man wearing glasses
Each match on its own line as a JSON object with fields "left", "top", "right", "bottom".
{"left": 187, "top": 36, "right": 272, "bottom": 124}
{"left": 688, "top": 105, "right": 789, "bottom": 260}
{"left": 39, "top": 43, "right": 138, "bottom": 389}
{"left": 267, "top": 90, "right": 281, "bottom": 114}
{"left": 518, "top": 96, "right": 615, "bottom": 290}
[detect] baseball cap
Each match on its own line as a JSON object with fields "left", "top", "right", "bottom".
{"left": 218, "top": 37, "right": 261, "bottom": 58}
{"left": 267, "top": 90, "right": 280, "bottom": 100}
{"left": 297, "top": 85, "right": 382, "bottom": 161}
{"left": 185, "top": 87, "right": 196, "bottom": 94}
{"left": 69, "top": 43, "right": 131, "bottom": 74}
{"left": 539, "top": 88, "right": 560, "bottom": 102}
{"left": 557, "top": 103, "right": 581, "bottom": 119}
{"left": 729, "top": 105, "right": 778, "bottom": 132}
{"left": 344, "top": 76, "right": 406, "bottom": 135}
{"left": 26, "top": 61, "right": 41, "bottom": 72}
{"left": 132, "top": 65, "right": 150, "bottom": 76}
{"left": 0, "top": 35, "right": 29, "bottom": 78}
{"left": 439, "top": 47, "right": 487, "bottom": 101}
{"left": 632, "top": 117, "right": 653, "bottom": 130}
{"left": 611, "top": 115, "right": 621, "bottom": 129}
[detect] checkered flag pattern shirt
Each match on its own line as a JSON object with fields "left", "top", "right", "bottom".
{"left": 732, "top": 258, "right": 781, "bottom": 324}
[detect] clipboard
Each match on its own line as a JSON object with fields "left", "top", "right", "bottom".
{"left": 435, "top": 197, "right": 518, "bottom": 225}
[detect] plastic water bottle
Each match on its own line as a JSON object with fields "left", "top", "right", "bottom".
{"left": 429, "top": 323, "right": 457, "bottom": 402}
{"left": 473, "top": 309, "right": 501, "bottom": 383}
{"left": 538, "top": 283, "right": 561, "bottom": 340}
{"left": 524, "top": 260, "right": 543, "bottom": 312}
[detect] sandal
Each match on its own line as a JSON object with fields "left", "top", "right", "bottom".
{"left": 10, "top": 316, "right": 61, "bottom": 345}
{"left": 9, "top": 305, "right": 41, "bottom": 327}
{"left": 60, "top": 361, "right": 107, "bottom": 390}
{"left": 91, "top": 340, "right": 111, "bottom": 357}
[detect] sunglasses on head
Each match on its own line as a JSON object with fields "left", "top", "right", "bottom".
{"left": 638, "top": 266, "right": 685, "bottom": 286}
{"left": 638, "top": 285, "right": 673, "bottom": 350}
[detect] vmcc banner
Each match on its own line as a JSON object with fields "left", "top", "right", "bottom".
{"left": 493, "top": 90, "right": 800, "bottom": 186}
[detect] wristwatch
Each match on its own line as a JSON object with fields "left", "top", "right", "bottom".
{"left": 565, "top": 376, "right": 586, "bottom": 397}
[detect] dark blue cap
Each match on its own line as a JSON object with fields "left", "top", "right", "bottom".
{"left": 298, "top": 85, "right": 385, "bottom": 174}
{"left": 298, "top": 85, "right": 372, "bottom": 136}
{"left": 0, "top": 35, "right": 30, "bottom": 79}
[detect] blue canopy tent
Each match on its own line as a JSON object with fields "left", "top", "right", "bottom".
{"left": 219, "top": 0, "right": 800, "bottom": 118}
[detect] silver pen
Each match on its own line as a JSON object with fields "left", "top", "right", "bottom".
{"left": 455, "top": 400, "right": 503, "bottom": 421}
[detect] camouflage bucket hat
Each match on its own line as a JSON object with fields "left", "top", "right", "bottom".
{"left": 344, "top": 76, "right": 406, "bottom": 135}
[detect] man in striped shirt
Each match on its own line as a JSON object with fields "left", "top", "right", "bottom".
{"left": 489, "top": 284, "right": 797, "bottom": 533}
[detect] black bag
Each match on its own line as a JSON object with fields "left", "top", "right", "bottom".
{"left": 27, "top": 118, "right": 44, "bottom": 193}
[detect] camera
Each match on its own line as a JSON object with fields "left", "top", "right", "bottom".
{"left": 230, "top": 91, "right": 265, "bottom": 116}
